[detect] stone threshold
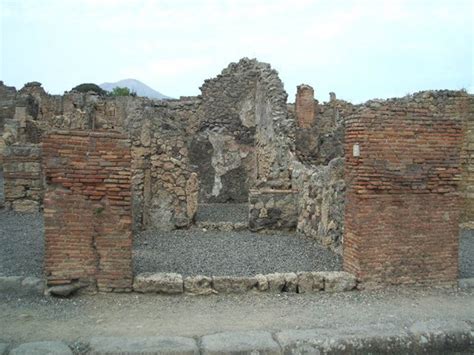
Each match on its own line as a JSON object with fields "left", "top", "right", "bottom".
{"left": 2, "top": 274, "right": 472, "bottom": 297}
{"left": 133, "top": 271, "right": 357, "bottom": 295}
{"left": 2, "top": 320, "right": 473, "bottom": 354}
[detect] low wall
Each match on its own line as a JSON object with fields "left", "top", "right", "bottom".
{"left": 43, "top": 130, "right": 133, "bottom": 292}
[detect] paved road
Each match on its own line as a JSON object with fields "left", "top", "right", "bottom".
{"left": 0, "top": 286, "right": 472, "bottom": 347}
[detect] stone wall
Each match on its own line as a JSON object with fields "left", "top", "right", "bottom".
{"left": 195, "top": 58, "right": 294, "bottom": 205}
{"left": 294, "top": 89, "right": 355, "bottom": 166}
{"left": 292, "top": 158, "right": 345, "bottom": 254}
{"left": 248, "top": 189, "right": 298, "bottom": 231}
{"left": 344, "top": 91, "right": 468, "bottom": 285}
{"left": 3, "top": 144, "right": 43, "bottom": 212}
{"left": 43, "top": 131, "right": 133, "bottom": 292}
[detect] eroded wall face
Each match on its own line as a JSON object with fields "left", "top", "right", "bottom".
{"left": 344, "top": 93, "right": 466, "bottom": 285}
{"left": 461, "top": 99, "right": 474, "bottom": 225}
{"left": 43, "top": 131, "right": 132, "bottom": 291}
{"left": 3, "top": 144, "right": 43, "bottom": 212}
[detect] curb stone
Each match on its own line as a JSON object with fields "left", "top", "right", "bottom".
{"left": 201, "top": 331, "right": 281, "bottom": 355}
{"left": 275, "top": 321, "right": 474, "bottom": 354}
{"left": 88, "top": 336, "right": 198, "bottom": 355}
{"left": 9, "top": 341, "right": 72, "bottom": 355}
{"left": 0, "top": 276, "right": 44, "bottom": 296}
{"left": 459, "top": 278, "right": 474, "bottom": 289}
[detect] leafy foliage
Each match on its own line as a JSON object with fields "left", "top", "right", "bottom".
{"left": 109, "top": 86, "right": 137, "bottom": 97}
{"left": 71, "top": 83, "right": 107, "bottom": 96}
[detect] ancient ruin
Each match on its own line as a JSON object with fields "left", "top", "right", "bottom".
{"left": 0, "top": 58, "right": 473, "bottom": 292}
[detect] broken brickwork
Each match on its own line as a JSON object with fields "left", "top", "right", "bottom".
{"left": 43, "top": 131, "right": 132, "bottom": 291}
{"left": 343, "top": 92, "right": 469, "bottom": 285}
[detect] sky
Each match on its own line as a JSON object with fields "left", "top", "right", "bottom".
{"left": 1, "top": 0, "right": 473, "bottom": 103}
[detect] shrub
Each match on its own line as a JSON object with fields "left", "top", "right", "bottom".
{"left": 109, "top": 86, "right": 137, "bottom": 97}
{"left": 71, "top": 83, "right": 107, "bottom": 96}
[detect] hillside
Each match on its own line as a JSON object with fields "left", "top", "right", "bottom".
{"left": 100, "top": 79, "right": 172, "bottom": 100}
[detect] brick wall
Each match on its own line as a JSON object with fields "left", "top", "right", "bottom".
{"left": 343, "top": 93, "right": 466, "bottom": 285}
{"left": 43, "top": 130, "right": 132, "bottom": 292}
{"left": 295, "top": 84, "right": 315, "bottom": 129}
{"left": 3, "top": 144, "right": 43, "bottom": 212}
{"left": 461, "top": 98, "right": 474, "bottom": 224}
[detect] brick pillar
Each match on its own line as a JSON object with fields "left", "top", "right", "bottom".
{"left": 43, "top": 130, "right": 133, "bottom": 292}
{"left": 343, "top": 96, "right": 464, "bottom": 286}
{"left": 295, "top": 84, "right": 316, "bottom": 128}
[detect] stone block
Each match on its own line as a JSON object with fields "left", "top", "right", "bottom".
{"left": 266, "top": 273, "right": 286, "bottom": 292}
{"left": 12, "top": 199, "right": 39, "bottom": 213}
{"left": 0, "top": 276, "right": 23, "bottom": 293}
{"left": 88, "top": 336, "right": 198, "bottom": 355}
{"left": 200, "top": 331, "right": 281, "bottom": 355}
{"left": 321, "top": 271, "right": 356, "bottom": 292}
{"left": 283, "top": 272, "right": 298, "bottom": 292}
{"left": 133, "top": 273, "right": 184, "bottom": 294}
{"left": 297, "top": 272, "right": 324, "bottom": 293}
{"left": 184, "top": 275, "right": 214, "bottom": 295}
{"left": 212, "top": 276, "right": 257, "bottom": 293}
{"left": 458, "top": 278, "right": 474, "bottom": 289}
{"left": 255, "top": 274, "right": 269, "bottom": 291}
{"left": 21, "top": 276, "right": 44, "bottom": 295}
{"left": 10, "top": 341, "right": 72, "bottom": 355}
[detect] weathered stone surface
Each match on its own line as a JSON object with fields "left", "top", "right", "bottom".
{"left": 255, "top": 274, "right": 269, "bottom": 291}
{"left": 283, "top": 272, "right": 298, "bottom": 292}
{"left": 185, "top": 172, "right": 199, "bottom": 220}
{"left": 9, "top": 341, "right": 72, "bottom": 355}
{"left": 21, "top": 276, "right": 44, "bottom": 295}
{"left": 133, "top": 273, "right": 183, "bottom": 294}
{"left": 212, "top": 276, "right": 257, "bottom": 293}
{"left": 293, "top": 157, "right": 345, "bottom": 254}
{"left": 0, "top": 343, "right": 8, "bottom": 355}
{"left": 321, "top": 271, "right": 356, "bottom": 292}
{"left": 266, "top": 273, "right": 286, "bottom": 292}
{"left": 200, "top": 331, "right": 281, "bottom": 355}
{"left": 409, "top": 320, "right": 473, "bottom": 352}
{"left": 249, "top": 190, "right": 298, "bottom": 231}
{"left": 0, "top": 276, "right": 23, "bottom": 293}
{"left": 458, "top": 277, "right": 474, "bottom": 289}
{"left": 184, "top": 275, "right": 214, "bottom": 295}
{"left": 48, "top": 282, "right": 85, "bottom": 297}
{"left": 275, "top": 324, "right": 412, "bottom": 354}
{"left": 89, "top": 336, "right": 198, "bottom": 355}
{"left": 297, "top": 272, "right": 324, "bottom": 293}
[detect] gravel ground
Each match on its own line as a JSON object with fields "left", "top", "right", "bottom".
{"left": 133, "top": 228, "right": 342, "bottom": 276}
{"left": 196, "top": 203, "right": 248, "bottom": 223}
{"left": 0, "top": 209, "right": 44, "bottom": 277}
{"left": 460, "top": 229, "right": 474, "bottom": 278}
{"left": 0, "top": 201, "right": 473, "bottom": 278}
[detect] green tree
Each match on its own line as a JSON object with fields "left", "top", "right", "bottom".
{"left": 71, "top": 83, "right": 106, "bottom": 95}
{"left": 110, "top": 86, "right": 137, "bottom": 97}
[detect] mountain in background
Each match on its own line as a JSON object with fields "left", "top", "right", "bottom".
{"left": 100, "top": 79, "right": 172, "bottom": 100}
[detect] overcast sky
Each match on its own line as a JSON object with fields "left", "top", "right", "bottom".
{"left": 1, "top": 0, "right": 472, "bottom": 103}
